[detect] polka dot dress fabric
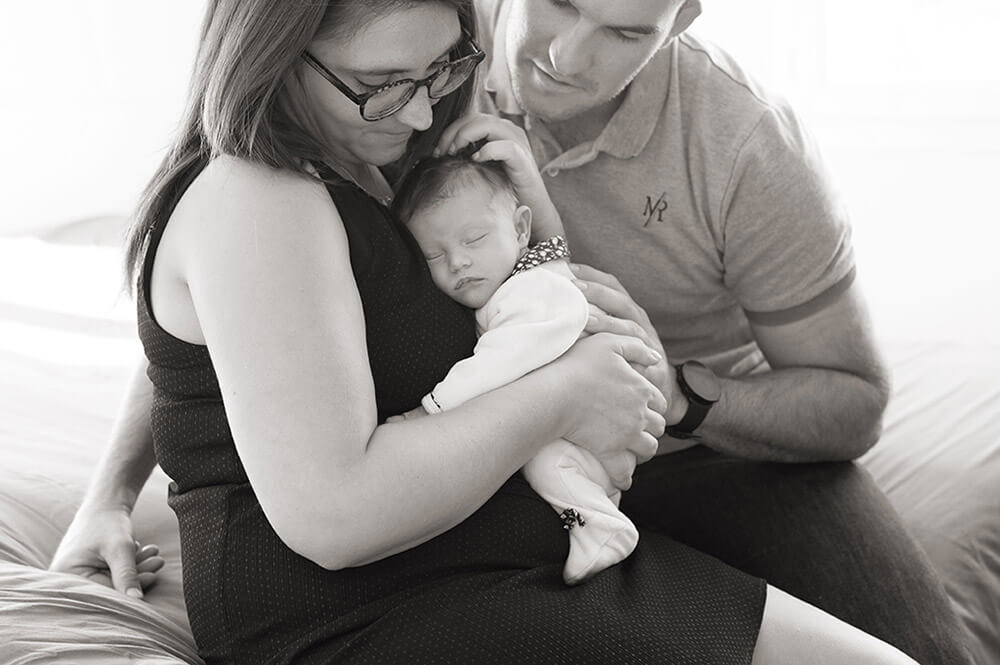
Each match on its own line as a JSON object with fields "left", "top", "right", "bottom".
{"left": 136, "top": 168, "right": 765, "bottom": 664}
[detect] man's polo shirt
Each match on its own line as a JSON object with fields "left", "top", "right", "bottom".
{"left": 475, "top": 0, "right": 856, "bottom": 377}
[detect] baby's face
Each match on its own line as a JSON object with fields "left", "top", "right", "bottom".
{"left": 407, "top": 181, "right": 530, "bottom": 309}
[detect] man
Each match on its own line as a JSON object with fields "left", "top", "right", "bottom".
{"left": 474, "top": 1, "right": 972, "bottom": 663}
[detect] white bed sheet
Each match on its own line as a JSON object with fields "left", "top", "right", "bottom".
{"left": 1, "top": 230, "right": 997, "bottom": 664}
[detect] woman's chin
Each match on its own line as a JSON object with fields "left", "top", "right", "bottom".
{"left": 362, "top": 136, "right": 412, "bottom": 166}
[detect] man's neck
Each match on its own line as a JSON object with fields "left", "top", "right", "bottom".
{"left": 543, "top": 94, "right": 623, "bottom": 150}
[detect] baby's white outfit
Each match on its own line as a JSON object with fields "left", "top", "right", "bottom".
{"left": 422, "top": 237, "right": 639, "bottom": 584}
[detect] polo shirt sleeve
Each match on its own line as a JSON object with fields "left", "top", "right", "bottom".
{"left": 422, "top": 270, "right": 588, "bottom": 414}
{"left": 719, "top": 105, "right": 856, "bottom": 323}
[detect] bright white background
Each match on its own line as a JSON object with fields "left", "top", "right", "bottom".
{"left": 1, "top": 0, "right": 998, "bottom": 344}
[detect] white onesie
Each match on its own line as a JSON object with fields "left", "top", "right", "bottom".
{"left": 421, "top": 237, "right": 639, "bottom": 584}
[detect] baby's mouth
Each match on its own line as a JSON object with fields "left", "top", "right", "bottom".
{"left": 454, "top": 277, "right": 483, "bottom": 290}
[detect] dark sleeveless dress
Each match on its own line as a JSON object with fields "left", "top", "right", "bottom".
{"left": 137, "top": 167, "right": 766, "bottom": 665}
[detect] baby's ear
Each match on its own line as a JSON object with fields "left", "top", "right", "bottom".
{"left": 514, "top": 205, "right": 532, "bottom": 248}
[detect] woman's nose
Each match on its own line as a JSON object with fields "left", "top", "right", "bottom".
{"left": 395, "top": 87, "right": 434, "bottom": 132}
{"left": 548, "top": 22, "right": 593, "bottom": 78}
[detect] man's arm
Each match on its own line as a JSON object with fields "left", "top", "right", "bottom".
{"left": 690, "top": 280, "right": 891, "bottom": 462}
{"left": 571, "top": 265, "right": 889, "bottom": 463}
{"left": 49, "top": 354, "right": 161, "bottom": 596}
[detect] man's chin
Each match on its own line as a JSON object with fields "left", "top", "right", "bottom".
{"left": 514, "top": 83, "right": 598, "bottom": 124}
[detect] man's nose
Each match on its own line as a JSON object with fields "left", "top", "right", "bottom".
{"left": 395, "top": 86, "right": 434, "bottom": 132}
{"left": 548, "top": 21, "right": 593, "bottom": 78}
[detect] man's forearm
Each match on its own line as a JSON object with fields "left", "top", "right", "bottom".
{"left": 82, "top": 355, "right": 158, "bottom": 510}
{"left": 693, "top": 367, "right": 889, "bottom": 463}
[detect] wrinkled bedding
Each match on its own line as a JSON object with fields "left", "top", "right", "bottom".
{"left": 1, "top": 228, "right": 997, "bottom": 664}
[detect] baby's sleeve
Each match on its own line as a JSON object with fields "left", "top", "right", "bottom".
{"left": 422, "top": 270, "right": 588, "bottom": 413}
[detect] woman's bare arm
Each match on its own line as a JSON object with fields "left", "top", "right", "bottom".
{"left": 49, "top": 354, "right": 163, "bottom": 596}
{"left": 172, "top": 157, "right": 662, "bottom": 570}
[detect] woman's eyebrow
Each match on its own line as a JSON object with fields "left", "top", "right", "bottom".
{"left": 351, "top": 33, "right": 464, "bottom": 76}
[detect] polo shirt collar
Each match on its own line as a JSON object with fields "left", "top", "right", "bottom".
{"left": 485, "top": 10, "right": 672, "bottom": 162}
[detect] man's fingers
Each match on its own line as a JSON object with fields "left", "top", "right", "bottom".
{"left": 470, "top": 139, "right": 529, "bottom": 168}
{"left": 435, "top": 115, "right": 527, "bottom": 156}
{"left": 585, "top": 307, "right": 651, "bottom": 345}
{"left": 569, "top": 263, "right": 623, "bottom": 291}
{"left": 105, "top": 542, "right": 143, "bottom": 599}
{"left": 609, "top": 333, "right": 662, "bottom": 368}
{"left": 575, "top": 279, "right": 641, "bottom": 323}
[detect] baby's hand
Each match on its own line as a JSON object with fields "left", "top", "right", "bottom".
{"left": 386, "top": 406, "right": 430, "bottom": 423}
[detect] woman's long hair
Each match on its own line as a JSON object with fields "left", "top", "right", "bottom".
{"left": 123, "top": 0, "right": 476, "bottom": 292}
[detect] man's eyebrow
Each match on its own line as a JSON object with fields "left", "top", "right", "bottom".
{"left": 566, "top": 0, "right": 662, "bottom": 35}
{"left": 350, "top": 33, "right": 464, "bottom": 76}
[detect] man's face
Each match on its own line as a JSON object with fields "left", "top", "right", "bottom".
{"left": 504, "top": 0, "right": 692, "bottom": 122}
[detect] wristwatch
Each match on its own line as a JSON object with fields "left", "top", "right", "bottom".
{"left": 665, "top": 361, "right": 721, "bottom": 438}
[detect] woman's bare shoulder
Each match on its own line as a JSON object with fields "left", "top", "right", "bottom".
{"left": 189, "top": 154, "right": 332, "bottom": 216}
{"left": 170, "top": 155, "right": 342, "bottom": 253}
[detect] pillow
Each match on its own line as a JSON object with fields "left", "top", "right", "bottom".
{"left": 0, "top": 562, "right": 200, "bottom": 665}
{"left": 0, "top": 467, "right": 199, "bottom": 665}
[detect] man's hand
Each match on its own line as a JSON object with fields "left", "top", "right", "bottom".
{"left": 436, "top": 114, "right": 564, "bottom": 239}
{"left": 49, "top": 504, "right": 163, "bottom": 599}
{"left": 569, "top": 263, "right": 688, "bottom": 428}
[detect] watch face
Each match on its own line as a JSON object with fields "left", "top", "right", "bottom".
{"left": 682, "top": 362, "right": 722, "bottom": 403}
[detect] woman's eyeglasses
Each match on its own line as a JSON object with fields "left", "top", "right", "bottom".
{"left": 302, "top": 33, "right": 485, "bottom": 122}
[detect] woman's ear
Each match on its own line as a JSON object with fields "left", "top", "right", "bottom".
{"left": 514, "top": 205, "right": 532, "bottom": 250}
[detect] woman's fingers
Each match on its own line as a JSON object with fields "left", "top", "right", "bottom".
{"left": 601, "top": 451, "right": 637, "bottom": 491}
{"left": 137, "top": 554, "right": 165, "bottom": 574}
{"left": 133, "top": 542, "right": 164, "bottom": 591}
{"left": 137, "top": 571, "right": 160, "bottom": 591}
{"left": 104, "top": 540, "right": 144, "bottom": 598}
{"left": 646, "top": 408, "right": 667, "bottom": 440}
{"left": 633, "top": 432, "right": 661, "bottom": 465}
{"left": 609, "top": 332, "right": 662, "bottom": 369}
{"left": 135, "top": 542, "right": 159, "bottom": 562}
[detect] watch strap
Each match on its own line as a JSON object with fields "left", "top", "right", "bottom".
{"left": 666, "top": 362, "right": 718, "bottom": 437}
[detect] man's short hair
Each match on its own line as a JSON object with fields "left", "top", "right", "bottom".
{"left": 392, "top": 150, "right": 516, "bottom": 224}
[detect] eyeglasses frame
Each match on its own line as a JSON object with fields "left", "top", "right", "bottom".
{"left": 301, "top": 30, "right": 485, "bottom": 121}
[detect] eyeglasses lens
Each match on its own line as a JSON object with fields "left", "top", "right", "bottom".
{"left": 364, "top": 83, "right": 415, "bottom": 120}
{"left": 362, "top": 57, "right": 477, "bottom": 120}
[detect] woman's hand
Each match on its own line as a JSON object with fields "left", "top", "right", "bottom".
{"left": 386, "top": 406, "right": 429, "bottom": 423}
{"left": 569, "top": 263, "right": 689, "bottom": 427}
{"left": 49, "top": 503, "right": 164, "bottom": 599}
{"left": 436, "top": 113, "right": 563, "bottom": 239}
{"left": 548, "top": 332, "right": 668, "bottom": 490}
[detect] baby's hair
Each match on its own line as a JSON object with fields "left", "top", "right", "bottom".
{"left": 392, "top": 140, "right": 516, "bottom": 224}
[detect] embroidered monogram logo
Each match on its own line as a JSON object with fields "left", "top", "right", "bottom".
{"left": 642, "top": 192, "right": 669, "bottom": 227}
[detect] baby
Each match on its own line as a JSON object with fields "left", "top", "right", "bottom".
{"left": 391, "top": 150, "right": 639, "bottom": 584}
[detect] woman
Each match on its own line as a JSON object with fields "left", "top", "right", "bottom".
{"left": 52, "top": 1, "right": 919, "bottom": 663}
